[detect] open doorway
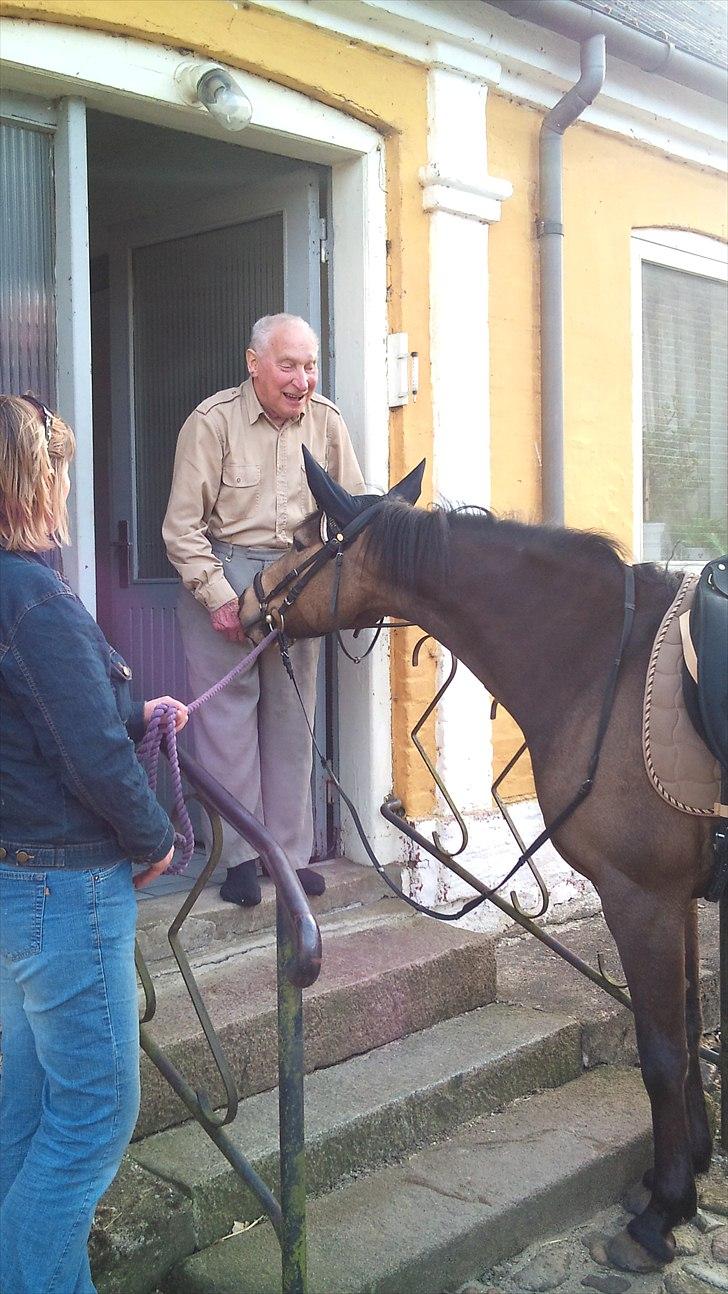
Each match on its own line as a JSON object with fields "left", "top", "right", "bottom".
{"left": 86, "top": 109, "right": 333, "bottom": 890}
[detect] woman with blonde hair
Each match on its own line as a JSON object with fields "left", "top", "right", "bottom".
{"left": 0, "top": 395, "right": 188, "bottom": 1294}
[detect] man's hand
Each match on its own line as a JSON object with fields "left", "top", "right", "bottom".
{"left": 143, "top": 697, "right": 189, "bottom": 730}
{"left": 210, "top": 598, "right": 245, "bottom": 643}
{"left": 133, "top": 844, "right": 175, "bottom": 890}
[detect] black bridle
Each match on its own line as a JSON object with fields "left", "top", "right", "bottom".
{"left": 248, "top": 500, "right": 389, "bottom": 647}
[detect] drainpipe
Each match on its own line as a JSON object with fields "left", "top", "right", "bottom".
{"left": 538, "top": 34, "right": 606, "bottom": 525}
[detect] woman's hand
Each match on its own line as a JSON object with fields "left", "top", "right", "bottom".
{"left": 143, "top": 696, "right": 189, "bottom": 731}
{"left": 133, "top": 843, "right": 175, "bottom": 890}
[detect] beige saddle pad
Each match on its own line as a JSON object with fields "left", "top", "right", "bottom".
{"left": 643, "top": 573, "right": 722, "bottom": 816}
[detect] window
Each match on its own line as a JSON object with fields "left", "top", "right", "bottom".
{"left": 633, "top": 230, "right": 727, "bottom": 565}
{"left": 0, "top": 112, "right": 57, "bottom": 404}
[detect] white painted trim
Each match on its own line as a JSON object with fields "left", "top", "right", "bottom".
{"left": 238, "top": 0, "right": 503, "bottom": 83}
{"left": 632, "top": 229, "right": 728, "bottom": 276}
{"left": 242, "top": 0, "right": 727, "bottom": 171}
{"left": 419, "top": 163, "right": 513, "bottom": 222}
{"left": 0, "top": 89, "right": 56, "bottom": 128}
{"left": 420, "top": 181, "right": 507, "bottom": 223}
{"left": 631, "top": 228, "right": 727, "bottom": 564}
{"left": 54, "top": 97, "right": 95, "bottom": 612}
{"left": 426, "top": 67, "right": 495, "bottom": 828}
{"left": 0, "top": 19, "right": 380, "bottom": 162}
{"left": 0, "top": 15, "right": 392, "bottom": 862}
{"left": 330, "top": 143, "right": 401, "bottom": 863}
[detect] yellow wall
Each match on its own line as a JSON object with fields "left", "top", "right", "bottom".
{"left": 487, "top": 90, "right": 727, "bottom": 794}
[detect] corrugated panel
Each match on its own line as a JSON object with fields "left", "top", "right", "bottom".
{"left": 131, "top": 215, "right": 284, "bottom": 579}
{"left": 0, "top": 122, "right": 56, "bottom": 405}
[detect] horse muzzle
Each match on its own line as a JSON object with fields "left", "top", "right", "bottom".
{"left": 238, "top": 584, "right": 271, "bottom": 644}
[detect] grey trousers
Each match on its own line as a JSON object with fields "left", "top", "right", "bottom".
{"left": 177, "top": 542, "right": 320, "bottom": 870}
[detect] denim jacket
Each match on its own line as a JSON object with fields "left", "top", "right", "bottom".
{"left": 0, "top": 549, "right": 174, "bottom": 869}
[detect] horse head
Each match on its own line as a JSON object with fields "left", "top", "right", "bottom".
{"left": 238, "top": 450, "right": 425, "bottom": 642}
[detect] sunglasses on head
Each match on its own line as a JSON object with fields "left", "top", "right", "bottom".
{"left": 23, "top": 394, "right": 53, "bottom": 446}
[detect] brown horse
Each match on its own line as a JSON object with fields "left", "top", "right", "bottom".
{"left": 239, "top": 453, "right": 716, "bottom": 1269}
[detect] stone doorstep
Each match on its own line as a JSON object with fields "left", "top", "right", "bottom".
{"left": 93, "top": 1002, "right": 582, "bottom": 1294}
{"left": 135, "top": 857, "right": 402, "bottom": 965}
{"left": 168, "top": 1066, "right": 653, "bottom": 1294}
{"left": 132, "top": 1004, "right": 583, "bottom": 1250}
{"left": 134, "top": 908, "right": 498, "bottom": 1138}
{"left": 90, "top": 1157, "right": 195, "bottom": 1294}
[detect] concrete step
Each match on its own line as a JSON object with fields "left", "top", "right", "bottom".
{"left": 92, "top": 1002, "right": 581, "bottom": 1294}
{"left": 135, "top": 857, "right": 401, "bottom": 965}
{"left": 136, "top": 902, "right": 497, "bottom": 1137}
{"left": 169, "top": 1066, "right": 652, "bottom": 1294}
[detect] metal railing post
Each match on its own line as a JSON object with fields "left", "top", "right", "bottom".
{"left": 720, "top": 887, "right": 726, "bottom": 1151}
{"left": 277, "top": 901, "right": 307, "bottom": 1293}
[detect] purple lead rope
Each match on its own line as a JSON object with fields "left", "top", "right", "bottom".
{"left": 136, "top": 628, "right": 279, "bottom": 875}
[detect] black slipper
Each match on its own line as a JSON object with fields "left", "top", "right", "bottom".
{"left": 219, "top": 860, "right": 262, "bottom": 907}
{"left": 259, "top": 859, "right": 326, "bottom": 897}
{"left": 296, "top": 867, "right": 326, "bottom": 897}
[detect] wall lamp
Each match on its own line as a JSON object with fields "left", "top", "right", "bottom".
{"left": 175, "top": 61, "right": 253, "bottom": 132}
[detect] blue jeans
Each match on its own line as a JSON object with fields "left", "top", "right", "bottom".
{"left": 0, "top": 861, "right": 140, "bottom": 1294}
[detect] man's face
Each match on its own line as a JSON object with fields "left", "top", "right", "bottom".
{"left": 247, "top": 322, "right": 319, "bottom": 426}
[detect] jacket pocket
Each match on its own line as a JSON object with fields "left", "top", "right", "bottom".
{"left": 109, "top": 646, "right": 133, "bottom": 724}
{"left": 0, "top": 869, "right": 46, "bottom": 962}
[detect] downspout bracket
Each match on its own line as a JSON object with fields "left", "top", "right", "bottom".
{"left": 536, "top": 218, "right": 564, "bottom": 238}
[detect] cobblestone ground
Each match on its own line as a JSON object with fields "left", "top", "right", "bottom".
{"left": 453, "top": 1147, "right": 726, "bottom": 1294}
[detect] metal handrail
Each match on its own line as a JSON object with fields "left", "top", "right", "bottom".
{"left": 176, "top": 746, "right": 322, "bottom": 988}
{"left": 135, "top": 749, "right": 322, "bottom": 1292}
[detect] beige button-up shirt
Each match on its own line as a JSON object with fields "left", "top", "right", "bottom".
{"left": 163, "top": 379, "right": 365, "bottom": 611}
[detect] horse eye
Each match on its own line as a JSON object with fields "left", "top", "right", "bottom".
{"left": 293, "top": 535, "right": 305, "bottom": 552}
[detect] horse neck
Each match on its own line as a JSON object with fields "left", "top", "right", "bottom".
{"left": 365, "top": 527, "right": 627, "bottom": 739}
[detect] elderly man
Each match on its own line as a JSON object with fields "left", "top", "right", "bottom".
{"left": 163, "top": 314, "right": 365, "bottom": 905}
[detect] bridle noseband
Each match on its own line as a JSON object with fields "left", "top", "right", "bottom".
{"left": 247, "top": 501, "right": 386, "bottom": 637}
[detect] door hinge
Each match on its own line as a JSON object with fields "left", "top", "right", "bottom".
{"left": 319, "top": 216, "right": 329, "bottom": 264}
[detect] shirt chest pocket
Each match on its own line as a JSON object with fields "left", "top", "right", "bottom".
{"left": 222, "top": 462, "right": 261, "bottom": 489}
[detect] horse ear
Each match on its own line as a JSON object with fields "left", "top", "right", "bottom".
{"left": 388, "top": 459, "right": 426, "bottom": 506}
{"left": 302, "top": 445, "right": 359, "bottom": 526}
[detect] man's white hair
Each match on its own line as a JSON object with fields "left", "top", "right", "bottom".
{"left": 248, "top": 314, "right": 318, "bottom": 354}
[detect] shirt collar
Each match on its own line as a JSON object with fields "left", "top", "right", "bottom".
{"left": 242, "top": 376, "right": 307, "bottom": 430}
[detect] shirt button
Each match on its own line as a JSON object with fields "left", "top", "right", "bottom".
{"left": 16, "top": 850, "right": 33, "bottom": 863}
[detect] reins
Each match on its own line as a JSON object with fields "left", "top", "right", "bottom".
{"left": 255, "top": 504, "right": 637, "bottom": 923}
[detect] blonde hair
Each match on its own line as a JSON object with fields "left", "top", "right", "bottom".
{"left": 0, "top": 396, "right": 76, "bottom": 552}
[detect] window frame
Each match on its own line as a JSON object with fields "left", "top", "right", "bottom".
{"left": 631, "top": 227, "right": 728, "bottom": 569}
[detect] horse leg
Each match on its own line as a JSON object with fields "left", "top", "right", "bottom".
{"left": 683, "top": 899, "right": 712, "bottom": 1174}
{"left": 600, "top": 887, "right": 695, "bottom": 1265}
{"left": 640, "top": 900, "right": 712, "bottom": 1194}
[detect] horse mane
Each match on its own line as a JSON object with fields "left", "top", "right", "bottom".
{"left": 362, "top": 498, "right": 680, "bottom": 594}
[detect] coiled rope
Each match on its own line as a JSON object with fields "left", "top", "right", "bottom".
{"left": 135, "top": 629, "right": 279, "bottom": 874}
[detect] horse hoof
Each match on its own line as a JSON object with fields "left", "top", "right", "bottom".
{"left": 606, "top": 1229, "right": 671, "bottom": 1272}
{"left": 622, "top": 1181, "right": 651, "bottom": 1215}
